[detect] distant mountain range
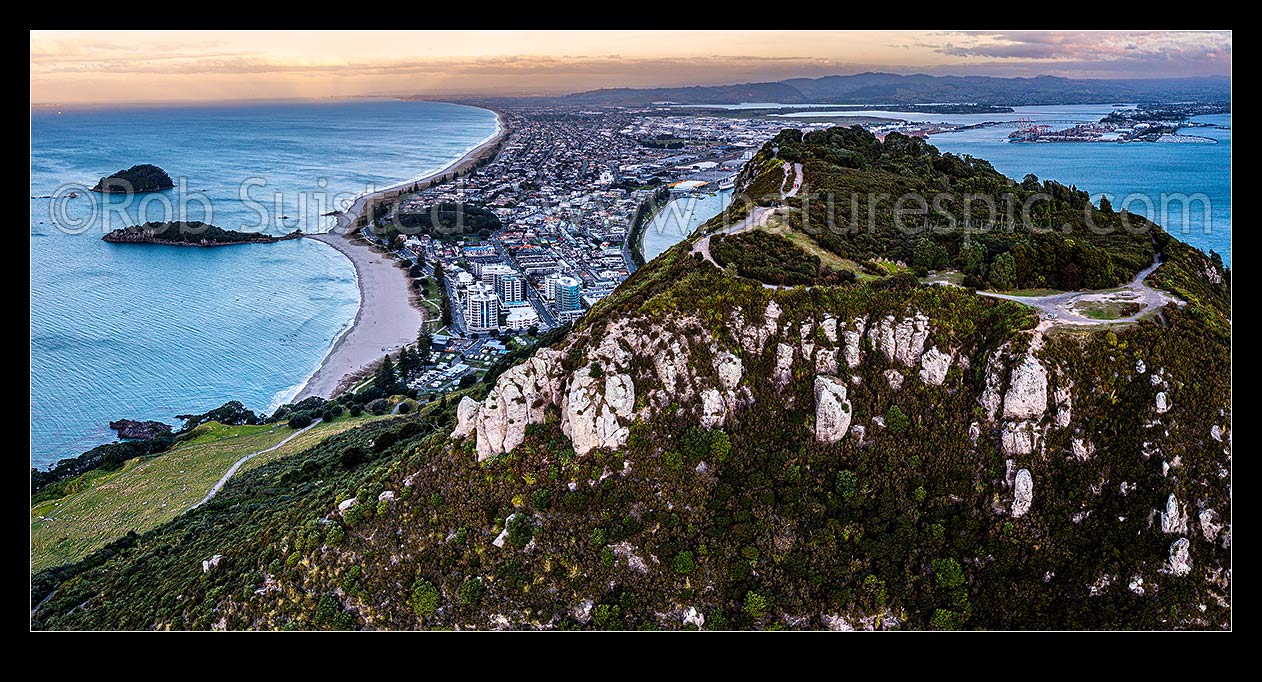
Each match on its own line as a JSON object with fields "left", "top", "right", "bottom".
{"left": 556, "top": 72, "right": 1231, "bottom": 107}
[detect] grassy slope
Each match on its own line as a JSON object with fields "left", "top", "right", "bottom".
{"left": 31, "top": 415, "right": 388, "bottom": 573}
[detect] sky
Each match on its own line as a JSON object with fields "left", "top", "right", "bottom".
{"left": 31, "top": 30, "right": 1232, "bottom": 105}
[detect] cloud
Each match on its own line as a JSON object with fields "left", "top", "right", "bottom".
{"left": 932, "top": 30, "right": 1231, "bottom": 76}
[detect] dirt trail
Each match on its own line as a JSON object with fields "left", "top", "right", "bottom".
{"left": 186, "top": 418, "right": 323, "bottom": 512}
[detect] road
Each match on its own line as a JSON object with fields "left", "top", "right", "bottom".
{"left": 691, "top": 161, "right": 802, "bottom": 268}
{"left": 976, "top": 257, "right": 1183, "bottom": 325}
{"left": 186, "top": 418, "right": 323, "bottom": 512}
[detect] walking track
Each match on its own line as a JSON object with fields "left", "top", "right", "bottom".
{"left": 186, "top": 418, "right": 323, "bottom": 512}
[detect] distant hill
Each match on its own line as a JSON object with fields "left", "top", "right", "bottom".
{"left": 559, "top": 72, "right": 1231, "bottom": 106}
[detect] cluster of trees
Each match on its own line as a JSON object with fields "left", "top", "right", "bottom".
{"left": 745, "top": 126, "right": 1161, "bottom": 291}
{"left": 712, "top": 230, "right": 855, "bottom": 287}
{"left": 390, "top": 202, "right": 502, "bottom": 240}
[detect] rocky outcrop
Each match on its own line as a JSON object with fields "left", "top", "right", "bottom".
{"left": 842, "top": 317, "right": 866, "bottom": 369}
{"left": 884, "top": 369, "right": 904, "bottom": 390}
{"left": 459, "top": 348, "right": 568, "bottom": 460}
{"left": 1155, "top": 391, "right": 1171, "bottom": 414}
{"left": 452, "top": 397, "right": 480, "bottom": 439}
{"left": 1167, "top": 538, "right": 1192, "bottom": 577}
{"left": 814, "top": 375, "right": 852, "bottom": 444}
{"left": 1012, "top": 469, "right": 1033, "bottom": 517}
{"left": 867, "top": 313, "right": 929, "bottom": 367}
{"left": 1001, "top": 421, "right": 1042, "bottom": 456}
{"left": 773, "top": 342, "right": 795, "bottom": 388}
{"left": 108, "top": 419, "right": 172, "bottom": 440}
{"left": 563, "top": 367, "right": 635, "bottom": 457}
{"left": 918, "top": 347, "right": 952, "bottom": 386}
{"left": 1003, "top": 354, "right": 1048, "bottom": 420}
{"left": 202, "top": 554, "right": 223, "bottom": 573}
{"left": 1160, "top": 494, "right": 1189, "bottom": 534}
{"left": 1199, "top": 509, "right": 1223, "bottom": 543}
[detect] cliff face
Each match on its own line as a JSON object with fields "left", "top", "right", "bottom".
{"left": 434, "top": 246, "right": 1229, "bottom": 628}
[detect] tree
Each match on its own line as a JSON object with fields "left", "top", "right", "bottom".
{"left": 409, "top": 578, "right": 440, "bottom": 620}
{"left": 885, "top": 405, "right": 910, "bottom": 433}
{"left": 743, "top": 591, "right": 768, "bottom": 620}
{"left": 1099, "top": 195, "right": 1114, "bottom": 214}
{"left": 417, "top": 330, "right": 433, "bottom": 365}
{"left": 989, "top": 252, "right": 1017, "bottom": 290}
{"left": 288, "top": 414, "right": 313, "bottom": 429}
{"left": 374, "top": 355, "right": 399, "bottom": 394}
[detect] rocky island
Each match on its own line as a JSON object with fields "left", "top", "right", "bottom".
{"left": 108, "top": 419, "right": 172, "bottom": 440}
{"left": 102, "top": 221, "right": 302, "bottom": 246}
{"left": 90, "top": 164, "right": 174, "bottom": 194}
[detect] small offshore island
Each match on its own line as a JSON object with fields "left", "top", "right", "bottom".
{"left": 90, "top": 164, "right": 174, "bottom": 194}
{"left": 102, "top": 221, "right": 302, "bottom": 246}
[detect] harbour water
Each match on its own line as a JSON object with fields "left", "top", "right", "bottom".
{"left": 639, "top": 189, "right": 734, "bottom": 262}
{"left": 30, "top": 100, "right": 499, "bottom": 467}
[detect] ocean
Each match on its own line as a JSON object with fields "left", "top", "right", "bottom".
{"left": 30, "top": 100, "right": 499, "bottom": 467}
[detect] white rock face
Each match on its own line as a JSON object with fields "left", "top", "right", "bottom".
{"left": 919, "top": 347, "right": 952, "bottom": 386}
{"left": 564, "top": 366, "right": 636, "bottom": 457}
{"left": 799, "top": 320, "right": 815, "bottom": 360}
{"left": 337, "top": 498, "right": 357, "bottom": 513}
{"left": 460, "top": 348, "right": 568, "bottom": 461}
{"left": 1003, "top": 354, "right": 1049, "bottom": 420}
{"left": 1012, "top": 469, "right": 1034, "bottom": 517}
{"left": 968, "top": 422, "right": 981, "bottom": 444}
{"left": 773, "top": 342, "right": 795, "bottom": 388}
{"left": 377, "top": 490, "right": 396, "bottom": 503}
{"left": 453, "top": 396, "right": 480, "bottom": 439}
{"left": 1001, "top": 421, "right": 1041, "bottom": 456}
{"left": 682, "top": 607, "right": 706, "bottom": 629}
{"left": 611, "top": 541, "right": 650, "bottom": 574}
{"left": 574, "top": 600, "right": 594, "bottom": 624}
{"left": 822, "top": 614, "right": 855, "bottom": 631}
{"left": 1199, "top": 509, "right": 1223, "bottom": 542}
{"left": 867, "top": 313, "right": 930, "bottom": 367}
{"left": 202, "top": 554, "right": 223, "bottom": 573}
{"left": 842, "top": 317, "right": 866, "bottom": 369}
{"left": 700, "top": 388, "right": 726, "bottom": 428}
{"left": 884, "top": 369, "right": 904, "bottom": 390}
{"left": 813, "top": 375, "right": 853, "bottom": 444}
{"left": 815, "top": 348, "right": 839, "bottom": 376}
{"left": 1167, "top": 538, "right": 1192, "bottom": 577}
{"left": 1135, "top": 359, "right": 1146, "bottom": 375}
{"left": 1160, "top": 494, "right": 1189, "bottom": 534}
{"left": 1070, "top": 437, "right": 1094, "bottom": 462}
{"left": 979, "top": 345, "right": 1008, "bottom": 421}
{"left": 1210, "top": 424, "right": 1223, "bottom": 442}
{"left": 1155, "top": 392, "right": 1170, "bottom": 414}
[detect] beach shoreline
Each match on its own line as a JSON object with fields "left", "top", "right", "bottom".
{"left": 291, "top": 108, "right": 506, "bottom": 401}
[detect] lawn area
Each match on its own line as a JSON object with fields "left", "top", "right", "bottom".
{"left": 31, "top": 413, "right": 387, "bottom": 573}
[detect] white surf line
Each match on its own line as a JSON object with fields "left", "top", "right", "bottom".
{"left": 186, "top": 418, "right": 323, "bottom": 512}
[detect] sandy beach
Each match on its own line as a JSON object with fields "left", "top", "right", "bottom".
{"left": 293, "top": 110, "right": 506, "bottom": 400}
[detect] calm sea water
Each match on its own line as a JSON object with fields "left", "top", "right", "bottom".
{"left": 927, "top": 106, "right": 1231, "bottom": 266}
{"left": 30, "top": 100, "right": 499, "bottom": 467}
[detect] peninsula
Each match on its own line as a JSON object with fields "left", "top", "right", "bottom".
{"left": 91, "top": 164, "right": 174, "bottom": 194}
{"left": 102, "top": 222, "right": 302, "bottom": 246}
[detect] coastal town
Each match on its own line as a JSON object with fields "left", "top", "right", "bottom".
{"left": 341, "top": 106, "right": 830, "bottom": 396}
